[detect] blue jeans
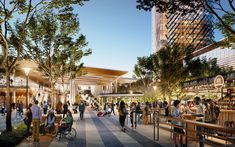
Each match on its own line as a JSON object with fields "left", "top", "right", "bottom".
{"left": 196, "top": 125, "right": 204, "bottom": 147}
{"left": 80, "top": 111, "right": 84, "bottom": 120}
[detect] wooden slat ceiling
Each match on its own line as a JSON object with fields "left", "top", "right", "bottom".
{"left": 16, "top": 60, "right": 130, "bottom": 86}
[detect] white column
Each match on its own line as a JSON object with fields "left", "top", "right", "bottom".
{"left": 115, "top": 80, "right": 117, "bottom": 93}
{"left": 110, "top": 82, "right": 113, "bottom": 93}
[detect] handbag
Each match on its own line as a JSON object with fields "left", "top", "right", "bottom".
{"left": 122, "top": 108, "right": 128, "bottom": 114}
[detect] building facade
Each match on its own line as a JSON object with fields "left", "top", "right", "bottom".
{"left": 152, "top": 7, "right": 214, "bottom": 52}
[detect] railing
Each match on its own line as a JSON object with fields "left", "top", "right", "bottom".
{"left": 152, "top": 109, "right": 235, "bottom": 147}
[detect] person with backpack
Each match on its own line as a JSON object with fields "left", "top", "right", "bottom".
{"left": 118, "top": 100, "right": 127, "bottom": 132}
{"left": 25, "top": 103, "right": 32, "bottom": 136}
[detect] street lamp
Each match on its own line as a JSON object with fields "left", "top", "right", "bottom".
{"left": 23, "top": 67, "right": 31, "bottom": 107}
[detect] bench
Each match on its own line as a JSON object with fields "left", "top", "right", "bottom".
{"left": 41, "top": 114, "right": 62, "bottom": 134}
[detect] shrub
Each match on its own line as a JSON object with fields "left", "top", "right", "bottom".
{"left": 0, "top": 124, "right": 28, "bottom": 147}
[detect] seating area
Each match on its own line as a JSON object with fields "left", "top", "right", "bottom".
{"left": 40, "top": 114, "right": 62, "bottom": 134}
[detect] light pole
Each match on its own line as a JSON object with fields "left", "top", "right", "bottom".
{"left": 23, "top": 67, "right": 31, "bottom": 107}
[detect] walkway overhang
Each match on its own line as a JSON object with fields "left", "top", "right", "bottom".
{"left": 74, "top": 67, "right": 130, "bottom": 85}
{"left": 99, "top": 93, "right": 144, "bottom": 97}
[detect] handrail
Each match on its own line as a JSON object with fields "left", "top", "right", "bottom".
{"left": 152, "top": 110, "right": 235, "bottom": 146}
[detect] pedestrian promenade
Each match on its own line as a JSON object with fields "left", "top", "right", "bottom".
{"left": 17, "top": 108, "right": 215, "bottom": 147}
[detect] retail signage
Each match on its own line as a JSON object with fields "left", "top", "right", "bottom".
{"left": 214, "top": 75, "right": 224, "bottom": 89}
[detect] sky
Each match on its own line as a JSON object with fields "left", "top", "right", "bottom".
{"left": 76, "top": 0, "right": 224, "bottom": 78}
{"left": 76, "top": 0, "right": 151, "bottom": 77}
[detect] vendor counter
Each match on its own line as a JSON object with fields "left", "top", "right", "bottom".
{"left": 183, "top": 114, "right": 196, "bottom": 140}
{"left": 218, "top": 109, "right": 235, "bottom": 126}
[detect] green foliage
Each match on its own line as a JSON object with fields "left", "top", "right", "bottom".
{"left": 216, "top": 12, "right": 235, "bottom": 47}
{"left": 0, "top": 124, "right": 27, "bottom": 147}
{"left": 133, "top": 55, "right": 155, "bottom": 87}
{"left": 19, "top": 7, "right": 92, "bottom": 87}
{"left": 136, "top": 0, "right": 235, "bottom": 36}
{"left": 186, "top": 57, "right": 224, "bottom": 79}
{"left": 133, "top": 45, "right": 225, "bottom": 101}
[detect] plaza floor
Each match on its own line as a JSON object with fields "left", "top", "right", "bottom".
{"left": 17, "top": 108, "right": 221, "bottom": 147}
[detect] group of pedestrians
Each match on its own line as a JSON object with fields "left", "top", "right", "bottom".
{"left": 117, "top": 101, "right": 142, "bottom": 132}
{"left": 171, "top": 96, "right": 206, "bottom": 147}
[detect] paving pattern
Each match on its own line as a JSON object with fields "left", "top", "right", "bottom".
{"left": 17, "top": 108, "right": 163, "bottom": 147}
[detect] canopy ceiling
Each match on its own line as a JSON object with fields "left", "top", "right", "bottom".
{"left": 16, "top": 60, "right": 134, "bottom": 86}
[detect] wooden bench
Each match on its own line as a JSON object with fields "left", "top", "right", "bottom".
{"left": 41, "top": 114, "right": 62, "bottom": 134}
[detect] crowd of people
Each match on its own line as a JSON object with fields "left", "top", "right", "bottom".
{"left": 21, "top": 99, "right": 87, "bottom": 142}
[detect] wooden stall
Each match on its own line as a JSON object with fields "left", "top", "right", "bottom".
{"left": 183, "top": 114, "right": 196, "bottom": 140}
{"left": 218, "top": 110, "right": 235, "bottom": 126}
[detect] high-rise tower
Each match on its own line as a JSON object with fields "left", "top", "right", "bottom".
{"left": 152, "top": 7, "right": 214, "bottom": 53}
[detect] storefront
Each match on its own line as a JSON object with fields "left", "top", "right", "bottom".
{"left": 182, "top": 72, "right": 235, "bottom": 126}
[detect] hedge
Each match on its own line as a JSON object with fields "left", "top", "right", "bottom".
{"left": 0, "top": 124, "right": 28, "bottom": 147}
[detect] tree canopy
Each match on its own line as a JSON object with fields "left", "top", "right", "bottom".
{"left": 133, "top": 45, "right": 225, "bottom": 101}
{"left": 0, "top": 0, "right": 89, "bottom": 132}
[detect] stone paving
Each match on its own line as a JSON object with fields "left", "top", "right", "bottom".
{"left": 17, "top": 108, "right": 222, "bottom": 147}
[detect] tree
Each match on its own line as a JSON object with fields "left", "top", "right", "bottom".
{"left": 152, "top": 45, "right": 190, "bottom": 101}
{"left": 133, "top": 55, "right": 155, "bottom": 87}
{"left": 216, "top": 12, "right": 235, "bottom": 46}
{"left": 19, "top": 7, "right": 91, "bottom": 107}
{"left": 186, "top": 57, "right": 225, "bottom": 79}
{"left": 136, "top": 0, "right": 235, "bottom": 36}
{"left": 0, "top": 0, "right": 87, "bottom": 132}
{"left": 133, "top": 45, "right": 225, "bottom": 102}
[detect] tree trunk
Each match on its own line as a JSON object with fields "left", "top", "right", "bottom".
{"left": 5, "top": 67, "right": 12, "bottom": 131}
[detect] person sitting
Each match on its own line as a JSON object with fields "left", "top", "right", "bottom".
{"left": 57, "top": 110, "right": 73, "bottom": 133}
{"left": 46, "top": 109, "right": 55, "bottom": 133}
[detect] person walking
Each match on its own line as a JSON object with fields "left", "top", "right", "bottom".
{"left": 19, "top": 101, "right": 24, "bottom": 118}
{"left": 111, "top": 101, "right": 115, "bottom": 115}
{"left": 136, "top": 102, "right": 142, "bottom": 124}
{"left": 43, "top": 101, "right": 48, "bottom": 115}
{"left": 118, "top": 100, "right": 127, "bottom": 132}
{"left": 1, "top": 102, "right": 5, "bottom": 116}
{"left": 25, "top": 103, "right": 33, "bottom": 136}
{"left": 30, "top": 100, "right": 42, "bottom": 142}
{"left": 63, "top": 102, "right": 68, "bottom": 118}
{"left": 79, "top": 101, "right": 85, "bottom": 120}
{"left": 130, "top": 102, "right": 137, "bottom": 129}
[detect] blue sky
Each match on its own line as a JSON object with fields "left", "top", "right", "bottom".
{"left": 77, "top": 0, "right": 151, "bottom": 77}
{"left": 76, "top": 0, "right": 224, "bottom": 77}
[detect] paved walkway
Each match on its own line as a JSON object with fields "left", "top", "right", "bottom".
{"left": 17, "top": 108, "right": 218, "bottom": 147}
